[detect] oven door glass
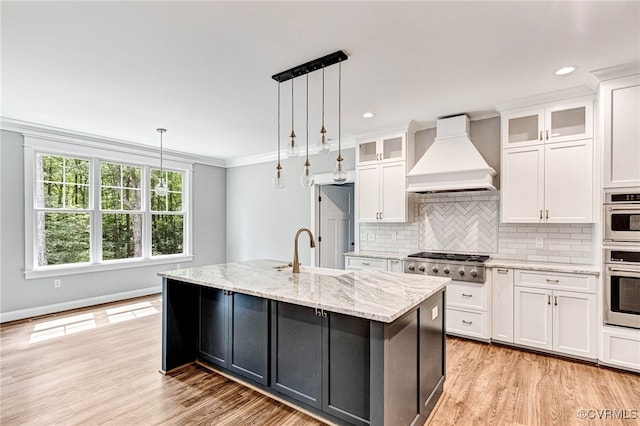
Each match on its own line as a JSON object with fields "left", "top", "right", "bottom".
{"left": 611, "top": 275, "right": 640, "bottom": 315}
{"left": 611, "top": 212, "right": 640, "bottom": 231}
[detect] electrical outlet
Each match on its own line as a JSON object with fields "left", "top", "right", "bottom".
{"left": 535, "top": 238, "right": 544, "bottom": 249}
{"left": 54, "top": 279, "right": 62, "bottom": 288}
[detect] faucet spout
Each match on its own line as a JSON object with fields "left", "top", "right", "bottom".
{"left": 292, "top": 227, "right": 316, "bottom": 273}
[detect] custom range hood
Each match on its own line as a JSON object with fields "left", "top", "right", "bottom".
{"left": 406, "top": 115, "right": 496, "bottom": 193}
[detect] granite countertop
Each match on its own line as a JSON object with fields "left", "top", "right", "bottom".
{"left": 159, "top": 259, "right": 449, "bottom": 323}
{"left": 486, "top": 259, "right": 600, "bottom": 275}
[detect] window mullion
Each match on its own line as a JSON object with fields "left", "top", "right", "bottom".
{"left": 143, "top": 165, "right": 152, "bottom": 259}
{"left": 92, "top": 158, "right": 102, "bottom": 264}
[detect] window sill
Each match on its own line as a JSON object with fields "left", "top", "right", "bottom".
{"left": 24, "top": 255, "right": 195, "bottom": 280}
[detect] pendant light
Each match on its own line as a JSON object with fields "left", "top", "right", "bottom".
{"left": 332, "top": 62, "right": 346, "bottom": 184}
{"left": 272, "top": 82, "right": 286, "bottom": 189}
{"left": 316, "top": 68, "right": 330, "bottom": 155}
{"left": 155, "top": 128, "right": 169, "bottom": 196}
{"left": 286, "top": 78, "right": 300, "bottom": 158}
{"left": 300, "top": 74, "right": 314, "bottom": 187}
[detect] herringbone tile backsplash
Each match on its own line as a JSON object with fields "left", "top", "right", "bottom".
{"left": 359, "top": 191, "right": 594, "bottom": 264}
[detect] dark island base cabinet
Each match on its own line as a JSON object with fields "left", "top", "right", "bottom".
{"left": 161, "top": 278, "right": 446, "bottom": 426}
{"left": 199, "top": 287, "right": 269, "bottom": 385}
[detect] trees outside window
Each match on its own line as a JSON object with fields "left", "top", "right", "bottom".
{"left": 32, "top": 153, "right": 187, "bottom": 270}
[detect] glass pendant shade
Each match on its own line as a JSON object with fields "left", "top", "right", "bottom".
{"left": 155, "top": 178, "right": 169, "bottom": 196}
{"left": 286, "top": 138, "right": 300, "bottom": 157}
{"left": 316, "top": 130, "right": 331, "bottom": 154}
{"left": 300, "top": 164, "right": 315, "bottom": 187}
{"left": 272, "top": 166, "right": 286, "bottom": 189}
{"left": 332, "top": 158, "right": 346, "bottom": 184}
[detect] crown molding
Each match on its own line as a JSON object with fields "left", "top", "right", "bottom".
{"left": 0, "top": 117, "right": 227, "bottom": 168}
{"left": 591, "top": 61, "right": 640, "bottom": 83}
{"left": 495, "top": 85, "right": 595, "bottom": 112}
{"left": 225, "top": 137, "right": 356, "bottom": 168}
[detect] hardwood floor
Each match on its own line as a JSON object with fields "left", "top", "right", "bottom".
{"left": 1, "top": 295, "right": 638, "bottom": 425}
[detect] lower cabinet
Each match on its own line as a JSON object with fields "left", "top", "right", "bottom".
{"left": 445, "top": 280, "right": 490, "bottom": 341}
{"left": 200, "top": 288, "right": 269, "bottom": 385}
{"left": 491, "top": 268, "right": 514, "bottom": 343}
{"left": 271, "top": 301, "right": 371, "bottom": 425}
{"left": 514, "top": 286, "right": 597, "bottom": 359}
{"left": 600, "top": 326, "right": 640, "bottom": 373}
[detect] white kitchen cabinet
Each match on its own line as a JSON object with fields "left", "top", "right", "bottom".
{"left": 446, "top": 279, "right": 491, "bottom": 341}
{"left": 491, "top": 268, "right": 514, "bottom": 343}
{"left": 356, "top": 133, "right": 406, "bottom": 166}
{"left": 356, "top": 133, "right": 411, "bottom": 222}
{"left": 501, "top": 139, "right": 593, "bottom": 223}
{"left": 501, "top": 96, "right": 594, "bottom": 224}
{"left": 344, "top": 255, "right": 403, "bottom": 272}
{"left": 600, "top": 326, "right": 640, "bottom": 373}
{"left": 601, "top": 74, "right": 640, "bottom": 188}
{"left": 514, "top": 270, "right": 597, "bottom": 359}
{"left": 502, "top": 97, "right": 593, "bottom": 148}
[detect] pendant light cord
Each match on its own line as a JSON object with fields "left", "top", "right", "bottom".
{"left": 321, "top": 68, "right": 325, "bottom": 130}
{"left": 277, "top": 83, "right": 281, "bottom": 166}
{"left": 306, "top": 74, "right": 309, "bottom": 163}
{"left": 338, "top": 61, "right": 342, "bottom": 161}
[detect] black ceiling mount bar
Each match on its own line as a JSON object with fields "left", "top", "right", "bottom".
{"left": 271, "top": 50, "right": 348, "bottom": 83}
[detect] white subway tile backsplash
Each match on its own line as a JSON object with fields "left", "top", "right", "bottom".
{"left": 359, "top": 191, "right": 594, "bottom": 264}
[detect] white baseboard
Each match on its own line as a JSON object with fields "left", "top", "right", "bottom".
{"left": 0, "top": 286, "right": 162, "bottom": 323}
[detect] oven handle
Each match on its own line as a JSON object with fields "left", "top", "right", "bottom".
{"left": 608, "top": 206, "right": 640, "bottom": 211}
{"left": 608, "top": 267, "right": 640, "bottom": 275}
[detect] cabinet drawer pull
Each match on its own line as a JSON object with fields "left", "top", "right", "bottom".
{"left": 497, "top": 268, "right": 509, "bottom": 274}
{"left": 361, "top": 262, "right": 370, "bottom": 266}
{"left": 461, "top": 293, "right": 473, "bottom": 298}
{"left": 545, "top": 278, "right": 559, "bottom": 284}
{"left": 390, "top": 260, "right": 398, "bottom": 263}
{"left": 461, "top": 320, "right": 473, "bottom": 325}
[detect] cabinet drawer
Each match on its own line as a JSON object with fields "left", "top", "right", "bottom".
{"left": 446, "top": 308, "right": 488, "bottom": 339}
{"left": 515, "top": 270, "right": 595, "bottom": 293}
{"left": 446, "top": 282, "right": 487, "bottom": 310}
{"left": 345, "top": 257, "right": 386, "bottom": 271}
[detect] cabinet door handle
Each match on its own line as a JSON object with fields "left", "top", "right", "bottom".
{"left": 554, "top": 296, "right": 558, "bottom": 306}
{"left": 539, "top": 210, "right": 543, "bottom": 220}
{"left": 497, "top": 268, "right": 509, "bottom": 274}
{"left": 545, "top": 210, "right": 549, "bottom": 220}
{"left": 539, "top": 130, "right": 543, "bottom": 141}
{"left": 546, "top": 130, "right": 549, "bottom": 140}
{"left": 462, "top": 320, "right": 473, "bottom": 325}
{"left": 461, "top": 293, "right": 473, "bottom": 298}
{"left": 547, "top": 295, "right": 551, "bottom": 305}
{"left": 379, "top": 212, "right": 383, "bottom": 220}
{"left": 315, "top": 308, "right": 321, "bottom": 317}
{"left": 322, "top": 310, "right": 327, "bottom": 318}
{"left": 546, "top": 278, "right": 559, "bottom": 284}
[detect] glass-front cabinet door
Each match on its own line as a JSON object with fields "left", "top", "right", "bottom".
{"left": 502, "top": 109, "right": 544, "bottom": 148}
{"left": 357, "top": 133, "right": 406, "bottom": 165}
{"left": 545, "top": 99, "right": 593, "bottom": 144}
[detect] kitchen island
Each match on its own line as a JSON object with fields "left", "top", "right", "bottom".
{"left": 159, "top": 260, "right": 449, "bottom": 426}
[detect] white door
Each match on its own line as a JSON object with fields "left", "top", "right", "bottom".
{"left": 544, "top": 140, "right": 593, "bottom": 223}
{"left": 552, "top": 290, "right": 596, "bottom": 359}
{"left": 501, "top": 146, "right": 544, "bottom": 223}
{"left": 318, "top": 184, "right": 354, "bottom": 270}
{"left": 514, "top": 286, "right": 552, "bottom": 350}
{"left": 492, "top": 268, "right": 514, "bottom": 343}
{"left": 356, "top": 165, "right": 380, "bottom": 222}
{"left": 380, "top": 162, "right": 406, "bottom": 222}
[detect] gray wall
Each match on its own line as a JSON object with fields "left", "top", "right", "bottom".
{"left": 0, "top": 130, "right": 226, "bottom": 316}
{"left": 226, "top": 149, "right": 355, "bottom": 265}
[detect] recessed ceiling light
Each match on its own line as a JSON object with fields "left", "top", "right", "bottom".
{"left": 362, "top": 112, "right": 375, "bottom": 118}
{"left": 555, "top": 65, "right": 578, "bottom": 76}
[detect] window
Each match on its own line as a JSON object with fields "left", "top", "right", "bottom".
{"left": 25, "top": 138, "right": 192, "bottom": 277}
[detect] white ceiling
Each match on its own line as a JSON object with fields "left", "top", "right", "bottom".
{"left": 2, "top": 1, "right": 639, "bottom": 162}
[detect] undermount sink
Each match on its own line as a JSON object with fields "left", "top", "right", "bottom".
{"left": 273, "top": 264, "right": 350, "bottom": 277}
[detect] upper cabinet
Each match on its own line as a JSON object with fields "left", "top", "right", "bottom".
{"left": 600, "top": 74, "right": 640, "bottom": 189}
{"left": 355, "top": 131, "right": 414, "bottom": 223}
{"left": 501, "top": 96, "right": 595, "bottom": 223}
{"left": 502, "top": 98, "right": 593, "bottom": 148}
{"left": 357, "top": 133, "right": 406, "bottom": 166}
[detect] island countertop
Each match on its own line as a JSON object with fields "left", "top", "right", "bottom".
{"left": 159, "top": 259, "right": 449, "bottom": 323}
